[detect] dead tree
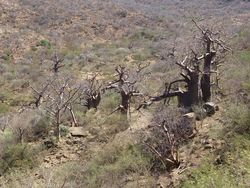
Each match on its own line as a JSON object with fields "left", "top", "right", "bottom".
{"left": 51, "top": 53, "right": 64, "bottom": 73}
{"left": 10, "top": 111, "right": 38, "bottom": 144}
{"left": 138, "top": 55, "right": 201, "bottom": 109}
{"left": 80, "top": 75, "right": 102, "bottom": 110}
{"left": 138, "top": 21, "right": 230, "bottom": 109}
{"left": 192, "top": 20, "right": 231, "bottom": 102}
{"left": 145, "top": 107, "right": 193, "bottom": 170}
{"left": 30, "top": 82, "right": 50, "bottom": 108}
{"left": 107, "top": 63, "right": 149, "bottom": 115}
{"left": 43, "top": 77, "right": 81, "bottom": 139}
{"left": 175, "top": 55, "right": 201, "bottom": 106}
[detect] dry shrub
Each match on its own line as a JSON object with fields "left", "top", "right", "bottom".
{"left": 145, "top": 106, "right": 194, "bottom": 171}
{"left": 9, "top": 110, "right": 42, "bottom": 143}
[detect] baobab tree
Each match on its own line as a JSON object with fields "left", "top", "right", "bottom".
{"left": 80, "top": 75, "right": 103, "bottom": 110}
{"left": 192, "top": 20, "right": 231, "bottom": 102}
{"left": 138, "top": 55, "right": 202, "bottom": 109}
{"left": 51, "top": 53, "right": 65, "bottom": 73}
{"left": 107, "top": 63, "right": 149, "bottom": 115}
{"left": 138, "top": 21, "right": 230, "bottom": 109}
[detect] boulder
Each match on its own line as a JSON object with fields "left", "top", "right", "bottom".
{"left": 44, "top": 138, "right": 57, "bottom": 149}
{"left": 69, "top": 127, "right": 89, "bottom": 137}
{"left": 183, "top": 112, "right": 196, "bottom": 120}
{"left": 183, "top": 112, "right": 196, "bottom": 126}
{"left": 203, "top": 102, "right": 218, "bottom": 116}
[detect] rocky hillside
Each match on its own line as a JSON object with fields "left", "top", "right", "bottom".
{"left": 0, "top": 0, "right": 250, "bottom": 187}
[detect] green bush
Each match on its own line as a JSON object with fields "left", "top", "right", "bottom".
{"left": 181, "top": 132, "right": 250, "bottom": 188}
{"left": 59, "top": 125, "right": 69, "bottom": 137}
{"left": 0, "top": 103, "right": 11, "bottom": 114}
{"left": 181, "top": 162, "right": 239, "bottom": 188}
{"left": 1, "top": 51, "right": 13, "bottom": 62}
{"left": 130, "top": 30, "right": 155, "bottom": 41}
{"left": 0, "top": 144, "right": 36, "bottom": 175}
{"left": 227, "top": 103, "right": 250, "bottom": 134}
{"left": 239, "top": 50, "right": 250, "bottom": 62}
{"left": 28, "top": 115, "right": 51, "bottom": 140}
{"left": 99, "top": 92, "right": 120, "bottom": 112}
{"left": 84, "top": 144, "right": 152, "bottom": 187}
{"left": 36, "top": 39, "right": 52, "bottom": 49}
{"left": 102, "top": 114, "right": 129, "bottom": 135}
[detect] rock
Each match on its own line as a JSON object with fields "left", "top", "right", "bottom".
{"left": 43, "top": 157, "right": 50, "bottom": 163}
{"left": 183, "top": 112, "right": 196, "bottom": 129}
{"left": 214, "top": 155, "right": 224, "bottom": 165}
{"left": 183, "top": 112, "right": 196, "bottom": 121}
{"left": 183, "top": 112, "right": 196, "bottom": 119}
{"left": 86, "top": 135, "right": 97, "bottom": 142}
{"left": 65, "top": 140, "right": 72, "bottom": 145}
{"left": 44, "top": 139, "right": 56, "bottom": 149}
{"left": 203, "top": 102, "right": 218, "bottom": 116}
{"left": 116, "top": 10, "right": 127, "bottom": 18}
{"left": 69, "top": 127, "right": 90, "bottom": 137}
{"left": 66, "top": 134, "right": 72, "bottom": 139}
{"left": 214, "top": 140, "right": 226, "bottom": 150}
{"left": 204, "top": 143, "right": 214, "bottom": 149}
{"left": 62, "top": 153, "right": 70, "bottom": 159}
{"left": 88, "top": 127, "right": 100, "bottom": 135}
{"left": 72, "top": 138, "right": 83, "bottom": 145}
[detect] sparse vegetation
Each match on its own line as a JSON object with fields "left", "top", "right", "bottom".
{"left": 0, "top": 0, "right": 250, "bottom": 187}
{"left": 37, "top": 39, "right": 52, "bottom": 49}
{"left": 83, "top": 143, "right": 153, "bottom": 188}
{"left": 180, "top": 104, "right": 250, "bottom": 188}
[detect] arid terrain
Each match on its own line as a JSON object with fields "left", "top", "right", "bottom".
{"left": 0, "top": 0, "right": 250, "bottom": 187}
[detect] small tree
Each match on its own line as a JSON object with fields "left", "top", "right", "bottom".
{"left": 42, "top": 76, "right": 81, "bottom": 139}
{"left": 30, "top": 82, "right": 50, "bottom": 108}
{"left": 80, "top": 75, "right": 103, "bottom": 110}
{"left": 10, "top": 111, "right": 40, "bottom": 144}
{"left": 51, "top": 53, "right": 65, "bottom": 73}
{"left": 106, "top": 63, "right": 149, "bottom": 116}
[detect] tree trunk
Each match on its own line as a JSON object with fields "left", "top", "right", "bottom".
{"left": 177, "top": 92, "right": 190, "bottom": 107}
{"left": 187, "top": 71, "right": 199, "bottom": 106}
{"left": 18, "top": 128, "right": 24, "bottom": 144}
{"left": 121, "top": 91, "right": 129, "bottom": 114}
{"left": 86, "top": 93, "right": 101, "bottom": 110}
{"left": 201, "top": 52, "right": 215, "bottom": 102}
{"left": 93, "top": 93, "right": 101, "bottom": 109}
{"left": 68, "top": 105, "right": 77, "bottom": 127}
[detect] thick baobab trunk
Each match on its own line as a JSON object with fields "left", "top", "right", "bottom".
{"left": 186, "top": 71, "right": 199, "bottom": 106}
{"left": 177, "top": 92, "right": 190, "bottom": 107}
{"left": 201, "top": 52, "right": 216, "bottom": 102}
{"left": 87, "top": 93, "right": 101, "bottom": 109}
{"left": 121, "top": 91, "right": 129, "bottom": 114}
